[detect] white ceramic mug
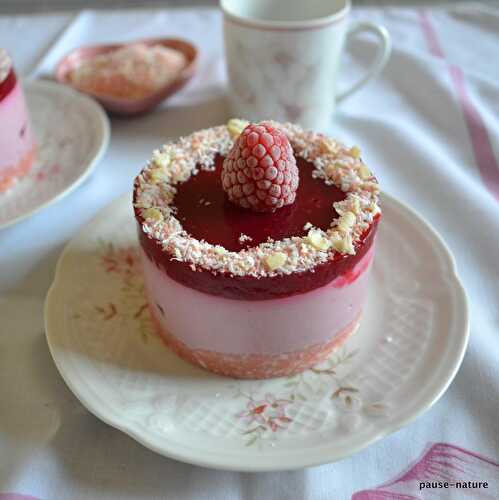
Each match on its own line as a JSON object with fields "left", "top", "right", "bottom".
{"left": 221, "top": 0, "right": 391, "bottom": 130}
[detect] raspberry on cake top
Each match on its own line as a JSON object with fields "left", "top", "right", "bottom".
{"left": 221, "top": 121, "right": 299, "bottom": 212}
{"left": 133, "top": 119, "right": 380, "bottom": 279}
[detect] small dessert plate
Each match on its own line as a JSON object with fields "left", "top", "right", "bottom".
{"left": 44, "top": 193, "right": 469, "bottom": 471}
{"left": 56, "top": 38, "right": 198, "bottom": 115}
{"left": 0, "top": 80, "right": 109, "bottom": 230}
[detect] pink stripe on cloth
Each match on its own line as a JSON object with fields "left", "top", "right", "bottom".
{"left": 418, "top": 10, "right": 499, "bottom": 203}
{"left": 418, "top": 10, "right": 444, "bottom": 58}
{"left": 449, "top": 65, "right": 499, "bottom": 202}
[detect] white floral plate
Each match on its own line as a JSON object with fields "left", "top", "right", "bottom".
{"left": 0, "top": 80, "right": 109, "bottom": 229}
{"left": 44, "top": 192, "right": 469, "bottom": 471}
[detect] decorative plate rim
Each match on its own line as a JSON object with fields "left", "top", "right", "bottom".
{"left": 44, "top": 191, "right": 469, "bottom": 471}
{"left": 0, "top": 79, "right": 110, "bottom": 230}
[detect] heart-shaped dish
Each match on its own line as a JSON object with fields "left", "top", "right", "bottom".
{"left": 56, "top": 38, "right": 197, "bottom": 116}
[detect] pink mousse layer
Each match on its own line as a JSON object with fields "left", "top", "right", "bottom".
{"left": 141, "top": 244, "right": 374, "bottom": 358}
{"left": 0, "top": 79, "right": 35, "bottom": 191}
{"left": 150, "top": 304, "right": 360, "bottom": 379}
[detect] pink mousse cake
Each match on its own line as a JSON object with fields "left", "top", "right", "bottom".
{"left": 133, "top": 119, "right": 381, "bottom": 379}
{"left": 0, "top": 49, "right": 36, "bottom": 193}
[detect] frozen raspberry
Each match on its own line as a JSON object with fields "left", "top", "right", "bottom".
{"left": 221, "top": 121, "right": 299, "bottom": 212}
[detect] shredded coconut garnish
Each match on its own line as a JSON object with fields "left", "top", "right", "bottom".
{"left": 238, "top": 233, "right": 253, "bottom": 244}
{"left": 0, "top": 49, "right": 12, "bottom": 84}
{"left": 134, "top": 120, "right": 381, "bottom": 277}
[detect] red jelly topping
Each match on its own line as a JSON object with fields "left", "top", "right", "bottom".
{"left": 0, "top": 69, "right": 16, "bottom": 102}
{"left": 135, "top": 155, "right": 379, "bottom": 300}
{"left": 175, "top": 155, "right": 345, "bottom": 251}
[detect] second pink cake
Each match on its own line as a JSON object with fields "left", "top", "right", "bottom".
{"left": 0, "top": 49, "right": 36, "bottom": 193}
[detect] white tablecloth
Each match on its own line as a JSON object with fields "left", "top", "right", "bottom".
{"left": 1, "top": 4, "right": 498, "bottom": 499}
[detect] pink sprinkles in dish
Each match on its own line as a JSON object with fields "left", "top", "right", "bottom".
{"left": 68, "top": 43, "right": 186, "bottom": 100}
{"left": 133, "top": 120, "right": 381, "bottom": 278}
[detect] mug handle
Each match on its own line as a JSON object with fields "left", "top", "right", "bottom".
{"left": 336, "top": 21, "right": 392, "bottom": 103}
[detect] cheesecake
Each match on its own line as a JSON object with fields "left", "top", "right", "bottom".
{"left": 133, "top": 119, "right": 380, "bottom": 379}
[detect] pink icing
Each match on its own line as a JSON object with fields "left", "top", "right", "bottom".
{"left": 141, "top": 244, "right": 374, "bottom": 355}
